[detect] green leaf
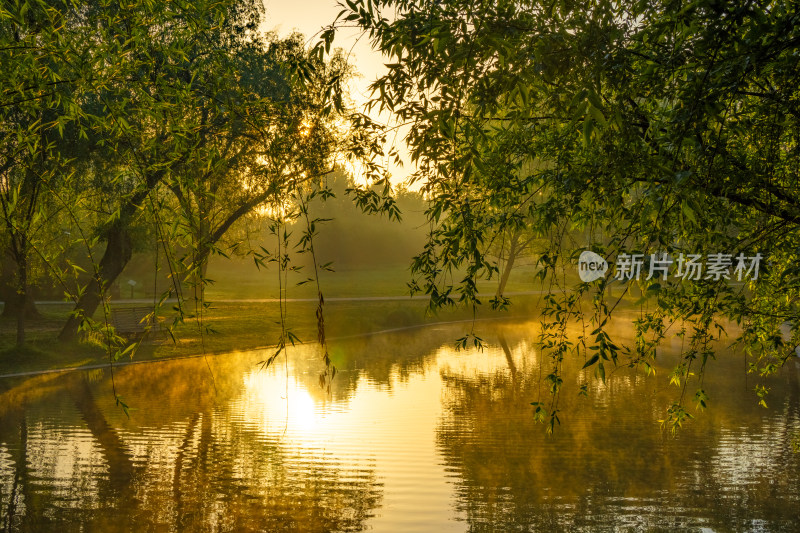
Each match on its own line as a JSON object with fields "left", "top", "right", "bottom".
{"left": 582, "top": 354, "right": 600, "bottom": 369}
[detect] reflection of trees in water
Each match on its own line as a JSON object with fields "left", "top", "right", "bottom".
{"left": 0, "top": 325, "right": 452, "bottom": 531}
{"left": 0, "top": 322, "right": 796, "bottom": 531}
{"left": 0, "top": 356, "right": 382, "bottom": 532}
{"left": 324, "top": 324, "right": 466, "bottom": 395}
{"left": 131, "top": 403, "right": 381, "bottom": 533}
{"left": 2, "top": 410, "right": 33, "bottom": 531}
{"left": 436, "top": 330, "right": 800, "bottom": 532}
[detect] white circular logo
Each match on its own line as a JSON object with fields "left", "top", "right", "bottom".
{"left": 578, "top": 251, "right": 608, "bottom": 282}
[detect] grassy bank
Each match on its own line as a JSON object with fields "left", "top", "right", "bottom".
{"left": 0, "top": 294, "right": 548, "bottom": 376}
{"left": 0, "top": 260, "right": 647, "bottom": 377}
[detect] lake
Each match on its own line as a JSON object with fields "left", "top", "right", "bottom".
{"left": 0, "top": 318, "right": 798, "bottom": 531}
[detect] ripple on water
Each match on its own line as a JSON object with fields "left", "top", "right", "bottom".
{"left": 0, "top": 323, "right": 797, "bottom": 531}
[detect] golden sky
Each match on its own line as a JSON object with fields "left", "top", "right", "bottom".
{"left": 262, "top": 0, "right": 413, "bottom": 185}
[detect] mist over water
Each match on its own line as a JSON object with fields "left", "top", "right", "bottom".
{"left": 0, "top": 319, "right": 797, "bottom": 531}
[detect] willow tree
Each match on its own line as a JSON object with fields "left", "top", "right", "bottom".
{"left": 56, "top": 0, "right": 273, "bottom": 342}
{"left": 340, "top": 0, "right": 800, "bottom": 430}
{"left": 0, "top": 0, "right": 108, "bottom": 345}
{"left": 165, "top": 33, "right": 351, "bottom": 303}
{"left": 51, "top": 0, "right": 379, "bottom": 346}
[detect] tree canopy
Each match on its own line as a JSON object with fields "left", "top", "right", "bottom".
{"left": 338, "top": 0, "right": 800, "bottom": 430}
{"left": 0, "top": 0, "right": 384, "bottom": 371}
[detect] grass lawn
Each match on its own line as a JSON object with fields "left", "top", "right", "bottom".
{"left": 203, "top": 259, "right": 547, "bottom": 299}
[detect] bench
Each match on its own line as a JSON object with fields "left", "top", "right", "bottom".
{"left": 110, "top": 306, "right": 162, "bottom": 339}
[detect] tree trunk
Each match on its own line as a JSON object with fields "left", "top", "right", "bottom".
{"left": 192, "top": 216, "right": 212, "bottom": 303}
{"left": 56, "top": 151, "right": 167, "bottom": 343}
{"left": 1, "top": 251, "right": 40, "bottom": 322}
{"left": 496, "top": 231, "right": 521, "bottom": 297}
{"left": 58, "top": 223, "right": 133, "bottom": 342}
{"left": 15, "top": 255, "right": 27, "bottom": 346}
{"left": 198, "top": 249, "right": 209, "bottom": 301}
{"left": 0, "top": 281, "right": 40, "bottom": 321}
{"left": 1, "top": 297, "right": 41, "bottom": 320}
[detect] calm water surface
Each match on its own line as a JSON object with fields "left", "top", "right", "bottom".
{"left": 0, "top": 320, "right": 798, "bottom": 532}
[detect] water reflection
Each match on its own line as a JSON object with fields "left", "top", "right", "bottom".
{"left": 0, "top": 320, "right": 796, "bottom": 531}
{"left": 0, "top": 355, "right": 382, "bottom": 532}
{"left": 436, "top": 323, "right": 800, "bottom": 532}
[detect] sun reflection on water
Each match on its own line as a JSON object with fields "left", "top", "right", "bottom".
{"left": 243, "top": 370, "right": 323, "bottom": 436}
{"left": 0, "top": 322, "right": 797, "bottom": 531}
